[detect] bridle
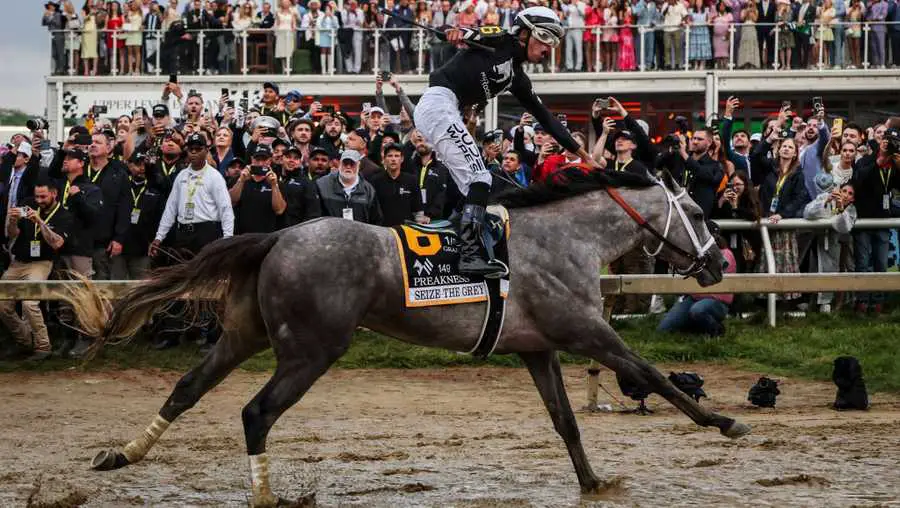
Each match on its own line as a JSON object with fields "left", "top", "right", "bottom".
{"left": 605, "top": 181, "right": 715, "bottom": 278}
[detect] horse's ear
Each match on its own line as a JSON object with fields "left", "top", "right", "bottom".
{"left": 660, "top": 169, "right": 681, "bottom": 192}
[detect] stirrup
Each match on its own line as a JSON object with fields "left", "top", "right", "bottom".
{"left": 483, "top": 259, "right": 509, "bottom": 279}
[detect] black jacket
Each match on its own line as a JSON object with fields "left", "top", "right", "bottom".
{"left": 0, "top": 151, "right": 41, "bottom": 245}
{"left": 408, "top": 154, "right": 449, "bottom": 219}
{"left": 369, "top": 170, "right": 422, "bottom": 227}
{"left": 591, "top": 114, "right": 657, "bottom": 168}
{"left": 87, "top": 160, "right": 133, "bottom": 247}
{"left": 667, "top": 153, "right": 724, "bottom": 219}
{"left": 56, "top": 175, "right": 103, "bottom": 257}
{"left": 851, "top": 154, "right": 900, "bottom": 219}
{"left": 122, "top": 177, "right": 165, "bottom": 257}
{"left": 308, "top": 173, "right": 382, "bottom": 225}
{"left": 751, "top": 140, "right": 811, "bottom": 218}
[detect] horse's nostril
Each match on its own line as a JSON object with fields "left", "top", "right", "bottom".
{"left": 722, "top": 259, "right": 730, "bottom": 270}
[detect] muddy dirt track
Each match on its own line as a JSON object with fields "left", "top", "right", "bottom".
{"left": 1, "top": 364, "right": 899, "bottom": 507}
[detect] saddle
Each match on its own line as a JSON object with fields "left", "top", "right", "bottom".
{"left": 391, "top": 206, "right": 511, "bottom": 359}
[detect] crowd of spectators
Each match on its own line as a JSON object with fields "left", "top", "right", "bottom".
{"left": 43, "top": 0, "right": 900, "bottom": 76}
{"left": 2, "top": 68, "right": 899, "bottom": 359}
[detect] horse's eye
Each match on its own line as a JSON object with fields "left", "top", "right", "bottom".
{"left": 693, "top": 213, "right": 704, "bottom": 221}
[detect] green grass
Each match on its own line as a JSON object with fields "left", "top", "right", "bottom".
{"left": 2, "top": 311, "right": 899, "bottom": 393}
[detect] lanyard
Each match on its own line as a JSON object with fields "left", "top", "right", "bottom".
{"left": 131, "top": 181, "right": 147, "bottom": 208}
{"left": 775, "top": 172, "right": 789, "bottom": 197}
{"left": 62, "top": 180, "right": 71, "bottom": 207}
{"left": 34, "top": 202, "right": 61, "bottom": 237}
{"left": 89, "top": 163, "right": 104, "bottom": 183}
{"left": 615, "top": 159, "right": 632, "bottom": 172}
{"left": 419, "top": 159, "right": 431, "bottom": 188}
{"left": 880, "top": 167, "right": 892, "bottom": 190}
{"left": 186, "top": 170, "right": 204, "bottom": 204}
{"left": 162, "top": 161, "right": 176, "bottom": 177}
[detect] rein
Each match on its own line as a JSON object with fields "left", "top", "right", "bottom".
{"left": 604, "top": 184, "right": 713, "bottom": 278}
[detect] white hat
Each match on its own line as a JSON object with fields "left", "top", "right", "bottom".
{"left": 17, "top": 141, "right": 32, "bottom": 158}
{"left": 750, "top": 133, "right": 762, "bottom": 142}
{"left": 368, "top": 106, "right": 385, "bottom": 116}
{"left": 635, "top": 119, "right": 650, "bottom": 136}
{"left": 340, "top": 149, "right": 362, "bottom": 163}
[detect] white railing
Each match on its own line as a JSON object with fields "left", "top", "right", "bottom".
{"left": 48, "top": 21, "right": 900, "bottom": 77}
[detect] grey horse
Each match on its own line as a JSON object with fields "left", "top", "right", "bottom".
{"left": 68, "top": 170, "right": 750, "bottom": 507}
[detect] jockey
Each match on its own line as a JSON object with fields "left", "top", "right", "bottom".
{"left": 414, "top": 7, "right": 599, "bottom": 279}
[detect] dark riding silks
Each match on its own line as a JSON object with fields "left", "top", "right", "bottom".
{"left": 832, "top": 356, "right": 869, "bottom": 411}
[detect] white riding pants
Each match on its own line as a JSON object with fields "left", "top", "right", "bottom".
{"left": 414, "top": 86, "right": 492, "bottom": 196}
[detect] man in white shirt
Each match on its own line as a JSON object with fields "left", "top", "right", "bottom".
{"left": 148, "top": 132, "right": 234, "bottom": 351}
{"left": 562, "top": 0, "right": 588, "bottom": 71}
{"left": 150, "top": 133, "right": 234, "bottom": 259}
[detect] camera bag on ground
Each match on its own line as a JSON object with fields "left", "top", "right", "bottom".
{"left": 832, "top": 356, "right": 869, "bottom": 411}
{"left": 748, "top": 376, "right": 780, "bottom": 408}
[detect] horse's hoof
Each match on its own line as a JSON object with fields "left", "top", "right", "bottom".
{"left": 722, "top": 421, "right": 752, "bottom": 439}
{"left": 91, "top": 449, "right": 130, "bottom": 471}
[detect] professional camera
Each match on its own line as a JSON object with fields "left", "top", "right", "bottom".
{"left": 884, "top": 127, "right": 900, "bottom": 156}
{"left": 27, "top": 118, "right": 49, "bottom": 131}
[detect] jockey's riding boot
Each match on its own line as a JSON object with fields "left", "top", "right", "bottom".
{"left": 458, "top": 183, "right": 505, "bottom": 279}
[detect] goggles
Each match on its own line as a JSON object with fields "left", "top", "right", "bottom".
{"left": 518, "top": 15, "right": 561, "bottom": 48}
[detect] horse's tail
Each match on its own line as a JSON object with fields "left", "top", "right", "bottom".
{"left": 64, "top": 233, "right": 280, "bottom": 358}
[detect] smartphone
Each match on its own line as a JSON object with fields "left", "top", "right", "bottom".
{"left": 132, "top": 108, "right": 145, "bottom": 118}
{"left": 362, "top": 101, "right": 372, "bottom": 112}
{"left": 833, "top": 117, "right": 843, "bottom": 133}
{"left": 725, "top": 182, "right": 734, "bottom": 192}
{"left": 379, "top": 70, "right": 392, "bottom": 81}
{"left": 240, "top": 98, "right": 249, "bottom": 110}
{"left": 227, "top": 100, "right": 235, "bottom": 108}
{"left": 92, "top": 104, "right": 108, "bottom": 115}
{"left": 594, "top": 98, "right": 610, "bottom": 109}
{"left": 781, "top": 100, "right": 791, "bottom": 110}
{"left": 812, "top": 96, "right": 824, "bottom": 112}
{"left": 221, "top": 87, "right": 230, "bottom": 97}
{"left": 168, "top": 74, "right": 178, "bottom": 84}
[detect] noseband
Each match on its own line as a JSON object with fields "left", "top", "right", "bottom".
{"left": 605, "top": 182, "right": 715, "bottom": 278}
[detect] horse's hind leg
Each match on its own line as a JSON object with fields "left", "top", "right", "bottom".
{"left": 570, "top": 318, "right": 750, "bottom": 438}
{"left": 92, "top": 277, "right": 270, "bottom": 471}
{"left": 520, "top": 351, "right": 602, "bottom": 493}
{"left": 241, "top": 329, "right": 352, "bottom": 507}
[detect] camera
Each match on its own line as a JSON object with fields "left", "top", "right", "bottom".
{"left": 556, "top": 113, "right": 567, "bottom": 128}
{"left": 91, "top": 105, "right": 108, "bottom": 115}
{"left": 884, "top": 128, "right": 900, "bottom": 156}
{"left": 812, "top": 96, "right": 824, "bottom": 114}
{"left": 27, "top": 118, "right": 49, "bottom": 131}
{"left": 673, "top": 115, "right": 690, "bottom": 134}
{"left": 250, "top": 165, "right": 268, "bottom": 176}
{"left": 379, "top": 70, "right": 392, "bottom": 81}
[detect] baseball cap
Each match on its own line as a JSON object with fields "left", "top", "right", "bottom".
{"left": 284, "top": 145, "right": 303, "bottom": 157}
{"left": 252, "top": 144, "right": 273, "bottom": 158}
{"left": 340, "top": 149, "right": 362, "bottom": 163}
{"left": 533, "top": 123, "right": 545, "bottom": 132}
{"left": 128, "top": 150, "right": 148, "bottom": 164}
{"left": 283, "top": 89, "right": 303, "bottom": 102}
{"left": 271, "top": 138, "right": 289, "bottom": 150}
{"left": 368, "top": 106, "right": 385, "bottom": 116}
{"left": 263, "top": 81, "right": 280, "bottom": 95}
{"left": 309, "top": 145, "right": 329, "bottom": 158}
{"left": 152, "top": 104, "right": 170, "bottom": 118}
{"left": 185, "top": 133, "right": 206, "bottom": 148}
{"left": 483, "top": 129, "right": 503, "bottom": 143}
{"left": 382, "top": 129, "right": 401, "bottom": 144}
{"left": 228, "top": 156, "right": 246, "bottom": 167}
{"left": 613, "top": 130, "right": 635, "bottom": 142}
{"left": 750, "top": 133, "right": 762, "bottom": 142}
{"left": 17, "top": 142, "right": 33, "bottom": 158}
{"left": 63, "top": 147, "right": 88, "bottom": 162}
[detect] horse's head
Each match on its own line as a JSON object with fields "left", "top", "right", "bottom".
{"left": 644, "top": 172, "right": 724, "bottom": 287}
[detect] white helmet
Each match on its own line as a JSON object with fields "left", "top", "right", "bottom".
{"left": 512, "top": 6, "right": 564, "bottom": 48}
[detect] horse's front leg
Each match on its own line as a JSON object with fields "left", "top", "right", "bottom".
{"left": 562, "top": 315, "right": 751, "bottom": 438}
{"left": 519, "top": 350, "right": 602, "bottom": 493}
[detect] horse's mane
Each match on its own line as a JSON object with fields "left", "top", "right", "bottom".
{"left": 494, "top": 166, "right": 657, "bottom": 209}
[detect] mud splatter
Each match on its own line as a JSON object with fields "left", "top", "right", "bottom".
{"left": 335, "top": 451, "right": 410, "bottom": 462}
{"left": 339, "top": 482, "right": 435, "bottom": 496}
{"left": 756, "top": 474, "right": 831, "bottom": 487}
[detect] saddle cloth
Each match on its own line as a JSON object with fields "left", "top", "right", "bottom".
{"left": 390, "top": 206, "right": 510, "bottom": 358}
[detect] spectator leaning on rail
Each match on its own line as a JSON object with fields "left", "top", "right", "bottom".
{"left": 849, "top": 125, "right": 900, "bottom": 315}
{"left": 657, "top": 230, "right": 737, "bottom": 337}
{"left": 307, "top": 149, "right": 382, "bottom": 224}
{"left": 803, "top": 173, "right": 857, "bottom": 313}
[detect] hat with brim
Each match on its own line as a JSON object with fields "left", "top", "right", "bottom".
{"left": 263, "top": 81, "right": 280, "bottom": 95}
{"left": 309, "top": 146, "right": 329, "bottom": 158}
{"left": 63, "top": 148, "right": 88, "bottom": 162}
{"left": 340, "top": 149, "right": 362, "bottom": 163}
{"left": 252, "top": 144, "right": 273, "bottom": 158}
{"left": 613, "top": 130, "right": 636, "bottom": 142}
{"left": 185, "top": 133, "right": 206, "bottom": 148}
